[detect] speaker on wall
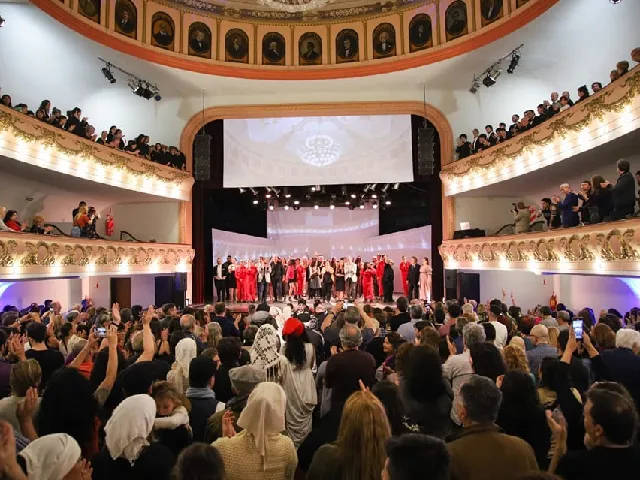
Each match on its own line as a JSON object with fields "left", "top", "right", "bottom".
{"left": 417, "top": 128, "right": 435, "bottom": 175}
{"left": 458, "top": 272, "right": 480, "bottom": 304}
{"left": 194, "top": 133, "right": 211, "bottom": 181}
{"left": 444, "top": 268, "right": 458, "bottom": 300}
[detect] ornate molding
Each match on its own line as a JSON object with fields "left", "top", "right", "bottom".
{"left": 441, "top": 67, "right": 640, "bottom": 195}
{"left": 0, "top": 231, "right": 194, "bottom": 280}
{"left": 0, "top": 106, "right": 194, "bottom": 201}
{"left": 439, "top": 218, "right": 640, "bottom": 276}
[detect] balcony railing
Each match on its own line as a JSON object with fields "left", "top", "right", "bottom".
{"left": 0, "top": 106, "right": 194, "bottom": 201}
{"left": 439, "top": 218, "right": 640, "bottom": 276}
{"left": 0, "top": 230, "right": 194, "bottom": 279}
{"left": 441, "top": 67, "right": 640, "bottom": 196}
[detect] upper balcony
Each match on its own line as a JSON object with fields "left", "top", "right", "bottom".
{"left": 0, "top": 105, "right": 194, "bottom": 201}
{"left": 441, "top": 66, "right": 640, "bottom": 197}
{"left": 0, "top": 230, "right": 194, "bottom": 280}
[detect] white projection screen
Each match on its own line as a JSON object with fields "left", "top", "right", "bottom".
{"left": 211, "top": 208, "right": 431, "bottom": 292}
{"left": 223, "top": 116, "right": 414, "bottom": 187}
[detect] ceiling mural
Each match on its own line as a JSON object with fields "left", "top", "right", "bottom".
{"left": 35, "top": 0, "right": 556, "bottom": 79}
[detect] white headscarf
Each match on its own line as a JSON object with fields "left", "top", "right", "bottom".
{"left": 237, "top": 382, "right": 286, "bottom": 470}
{"left": 172, "top": 337, "right": 197, "bottom": 392}
{"left": 250, "top": 325, "right": 284, "bottom": 383}
{"left": 19, "top": 433, "right": 81, "bottom": 480}
{"left": 105, "top": 394, "right": 156, "bottom": 464}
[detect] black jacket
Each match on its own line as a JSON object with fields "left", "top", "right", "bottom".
{"left": 382, "top": 263, "right": 394, "bottom": 285}
{"left": 456, "top": 142, "right": 472, "bottom": 159}
{"left": 188, "top": 396, "right": 219, "bottom": 442}
{"left": 590, "top": 186, "right": 614, "bottom": 220}
{"left": 611, "top": 171, "right": 636, "bottom": 208}
{"left": 407, "top": 264, "right": 420, "bottom": 284}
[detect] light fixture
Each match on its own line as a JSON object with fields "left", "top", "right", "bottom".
{"left": 269, "top": 204, "right": 274, "bottom": 211}
{"left": 298, "top": 135, "right": 342, "bottom": 167}
{"left": 371, "top": 194, "right": 377, "bottom": 199}
{"left": 250, "top": 188, "right": 258, "bottom": 195}
{"left": 393, "top": 183, "right": 400, "bottom": 190}
{"left": 507, "top": 53, "right": 520, "bottom": 74}
{"left": 293, "top": 200, "right": 300, "bottom": 205}
{"left": 345, "top": 200, "right": 350, "bottom": 205}
{"left": 351, "top": 194, "right": 356, "bottom": 199}
{"left": 239, "top": 188, "right": 246, "bottom": 194}
{"left": 372, "top": 202, "right": 378, "bottom": 209}
{"left": 382, "top": 184, "right": 390, "bottom": 193}
{"left": 265, "top": 193, "right": 272, "bottom": 198}
{"left": 610, "top": 0, "right": 622, "bottom": 4}
{"left": 258, "top": 0, "right": 334, "bottom": 14}
{"left": 0, "top": 15, "right": 5, "bottom": 27}
{"left": 293, "top": 204, "right": 301, "bottom": 211}
{"left": 314, "top": 204, "right": 319, "bottom": 210}
{"left": 101, "top": 64, "right": 116, "bottom": 84}
{"left": 283, "top": 187, "right": 291, "bottom": 198}
{"left": 284, "top": 204, "right": 290, "bottom": 210}
{"left": 469, "top": 78, "right": 481, "bottom": 94}
{"left": 359, "top": 203, "right": 365, "bottom": 209}
{"left": 385, "top": 200, "right": 392, "bottom": 205}
{"left": 330, "top": 203, "right": 335, "bottom": 210}
{"left": 348, "top": 204, "right": 356, "bottom": 211}
{"left": 253, "top": 199, "right": 259, "bottom": 205}
{"left": 311, "top": 186, "right": 316, "bottom": 192}
{"left": 482, "top": 63, "right": 502, "bottom": 87}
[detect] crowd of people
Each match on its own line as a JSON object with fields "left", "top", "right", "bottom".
{"left": 507, "top": 159, "right": 639, "bottom": 235}
{"left": 213, "top": 254, "right": 433, "bottom": 305}
{"left": 0, "top": 291, "right": 639, "bottom": 479}
{"left": 456, "top": 47, "right": 640, "bottom": 160}
{"left": 0, "top": 89, "right": 186, "bottom": 170}
{"left": 0, "top": 201, "right": 107, "bottom": 239}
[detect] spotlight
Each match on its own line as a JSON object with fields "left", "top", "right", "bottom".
{"left": 371, "top": 194, "right": 377, "bottom": 199}
{"left": 239, "top": 188, "right": 246, "bottom": 194}
{"left": 507, "top": 53, "right": 520, "bottom": 74}
{"left": 382, "top": 183, "right": 390, "bottom": 193}
{"left": 269, "top": 205, "right": 274, "bottom": 211}
{"left": 348, "top": 204, "right": 356, "bottom": 211}
{"left": 101, "top": 65, "right": 116, "bottom": 84}
{"left": 293, "top": 204, "right": 301, "bottom": 211}
{"left": 249, "top": 188, "right": 258, "bottom": 195}
{"left": 284, "top": 204, "right": 290, "bottom": 211}
{"left": 252, "top": 199, "right": 259, "bottom": 205}
{"left": 359, "top": 203, "right": 365, "bottom": 210}
{"left": 385, "top": 200, "right": 392, "bottom": 205}
{"left": 372, "top": 202, "right": 378, "bottom": 209}
{"left": 345, "top": 200, "right": 350, "bottom": 205}
{"left": 293, "top": 200, "right": 300, "bottom": 205}
{"left": 311, "top": 186, "right": 316, "bottom": 192}
{"left": 284, "top": 187, "right": 291, "bottom": 198}
{"left": 351, "top": 194, "right": 356, "bottom": 199}
{"left": 314, "top": 204, "right": 319, "bottom": 210}
{"left": 469, "top": 78, "right": 481, "bottom": 94}
{"left": 482, "top": 64, "right": 502, "bottom": 88}
{"left": 265, "top": 193, "right": 271, "bottom": 198}
{"left": 393, "top": 183, "right": 400, "bottom": 190}
{"left": 0, "top": 15, "right": 5, "bottom": 27}
{"left": 330, "top": 203, "right": 335, "bottom": 210}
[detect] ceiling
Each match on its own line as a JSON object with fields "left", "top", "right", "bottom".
{"left": 165, "top": 0, "right": 409, "bottom": 15}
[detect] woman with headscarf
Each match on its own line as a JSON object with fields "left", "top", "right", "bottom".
{"left": 280, "top": 318, "right": 317, "bottom": 447}
{"left": 91, "top": 394, "right": 176, "bottom": 479}
{"left": 167, "top": 337, "right": 197, "bottom": 395}
{"left": 213, "top": 382, "right": 297, "bottom": 479}
{"left": 250, "top": 324, "right": 286, "bottom": 383}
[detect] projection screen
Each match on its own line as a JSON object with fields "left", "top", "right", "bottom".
{"left": 223, "top": 115, "right": 414, "bottom": 187}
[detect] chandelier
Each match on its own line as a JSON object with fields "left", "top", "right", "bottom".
{"left": 298, "top": 135, "right": 342, "bottom": 167}
{"left": 257, "top": 0, "right": 334, "bottom": 13}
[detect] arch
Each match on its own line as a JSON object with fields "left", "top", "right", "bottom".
{"left": 188, "top": 22, "right": 212, "bottom": 59}
{"left": 114, "top": 0, "right": 137, "bottom": 39}
{"left": 178, "top": 101, "right": 456, "bottom": 243}
{"left": 150, "top": 11, "right": 175, "bottom": 50}
{"left": 262, "top": 32, "right": 286, "bottom": 66}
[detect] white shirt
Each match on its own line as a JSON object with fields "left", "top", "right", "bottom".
{"left": 490, "top": 320, "right": 508, "bottom": 349}
{"left": 215, "top": 264, "right": 223, "bottom": 279}
{"left": 397, "top": 319, "right": 419, "bottom": 344}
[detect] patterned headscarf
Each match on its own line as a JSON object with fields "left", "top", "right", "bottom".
{"left": 250, "top": 324, "right": 284, "bottom": 383}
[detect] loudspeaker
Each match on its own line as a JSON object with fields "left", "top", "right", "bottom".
{"left": 174, "top": 272, "right": 187, "bottom": 292}
{"left": 194, "top": 134, "right": 211, "bottom": 181}
{"left": 453, "top": 228, "right": 486, "bottom": 240}
{"left": 155, "top": 276, "right": 174, "bottom": 307}
{"left": 417, "top": 128, "right": 435, "bottom": 175}
{"left": 458, "top": 272, "right": 480, "bottom": 304}
{"left": 444, "top": 268, "right": 458, "bottom": 301}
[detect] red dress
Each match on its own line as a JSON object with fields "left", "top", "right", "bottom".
{"left": 296, "top": 265, "right": 305, "bottom": 296}
{"left": 399, "top": 261, "right": 410, "bottom": 296}
{"left": 236, "top": 266, "right": 246, "bottom": 301}
{"left": 247, "top": 266, "right": 257, "bottom": 301}
{"left": 376, "top": 260, "right": 385, "bottom": 297}
{"left": 363, "top": 268, "right": 375, "bottom": 301}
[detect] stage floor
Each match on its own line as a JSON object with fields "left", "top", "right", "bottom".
{"left": 192, "top": 297, "right": 400, "bottom": 313}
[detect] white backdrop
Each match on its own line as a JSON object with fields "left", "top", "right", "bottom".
{"left": 223, "top": 116, "right": 414, "bottom": 187}
{"left": 212, "top": 207, "right": 432, "bottom": 292}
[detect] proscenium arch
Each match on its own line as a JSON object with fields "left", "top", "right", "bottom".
{"left": 178, "top": 101, "right": 456, "bottom": 244}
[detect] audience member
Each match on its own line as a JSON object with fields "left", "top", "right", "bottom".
{"left": 382, "top": 434, "right": 451, "bottom": 480}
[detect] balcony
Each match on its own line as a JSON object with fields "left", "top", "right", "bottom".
{"left": 0, "top": 106, "right": 194, "bottom": 201}
{"left": 439, "top": 218, "right": 640, "bottom": 276}
{"left": 440, "top": 67, "right": 640, "bottom": 196}
{"left": 0, "top": 230, "right": 194, "bottom": 280}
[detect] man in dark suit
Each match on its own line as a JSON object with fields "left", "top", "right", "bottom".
{"left": 190, "top": 30, "right": 209, "bottom": 54}
{"left": 302, "top": 41, "right": 319, "bottom": 62}
{"left": 264, "top": 40, "right": 282, "bottom": 63}
{"left": 407, "top": 256, "right": 420, "bottom": 301}
{"left": 214, "top": 257, "right": 227, "bottom": 302}
{"left": 456, "top": 134, "right": 472, "bottom": 159}
{"left": 153, "top": 23, "right": 173, "bottom": 47}
{"left": 375, "top": 31, "right": 394, "bottom": 57}
{"left": 117, "top": 9, "right": 135, "bottom": 34}
{"left": 228, "top": 36, "right": 247, "bottom": 59}
{"left": 603, "top": 159, "right": 636, "bottom": 220}
{"left": 222, "top": 255, "right": 232, "bottom": 300}
{"left": 382, "top": 258, "right": 395, "bottom": 303}
{"left": 471, "top": 129, "right": 481, "bottom": 153}
{"left": 271, "top": 256, "right": 284, "bottom": 302}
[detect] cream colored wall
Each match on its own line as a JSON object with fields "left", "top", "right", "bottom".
{"left": 454, "top": 196, "right": 522, "bottom": 234}
{"left": 111, "top": 201, "right": 181, "bottom": 243}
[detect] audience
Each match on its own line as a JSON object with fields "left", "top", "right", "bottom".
{"left": 0, "top": 90, "right": 187, "bottom": 170}
{"left": 1, "top": 292, "right": 640, "bottom": 480}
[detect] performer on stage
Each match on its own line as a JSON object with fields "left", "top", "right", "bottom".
{"left": 335, "top": 259, "right": 345, "bottom": 300}
{"left": 382, "top": 258, "right": 395, "bottom": 303}
{"left": 309, "top": 260, "right": 321, "bottom": 299}
{"left": 362, "top": 262, "right": 376, "bottom": 302}
{"left": 227, "top": 257, "right": 237, "bottom": 302}
{"left": 376, "top": 255, "right": 386, "bottom": 299}
{"left": 271, "top": 255, "right": 283, "bottom": 302}
{"left": 236, "top": 260, "right": 246, "bottom": 302}
{"left": 222, "top": 255, "right": 232, "bottom": 300}
{"left": 287, "top": 259, "right": 297, "bottom": 300}
{"left": 407, "top": 256, "right": 420, "bottom": 300}
{"left": 247, "top": 260, "right": 258, "bottom": 302}
{"left": 296, "top": 258, "right": 305, "bottom": 299}
{"left": 355, "top": 257, "right": 363, "bottom": 298}
{"left": 399, "top": 255, "right": 410, "bottom": 297}
{"left": 214, "top": 257, "right": 227, "bottom": 302}
{"left": 321, "top": 261, "right": 334, "bottom": 301}
{"left": 258, "top": 258, "right": 271, "bottom": 304}
{"left": 419, "top": 257, "right": 432, "bottom": 302}
{"left": 344, "top": 256, "right": 357, "bottom": 300}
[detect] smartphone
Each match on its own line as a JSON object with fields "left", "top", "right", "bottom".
{"left": 96, "top": 327, "right": 107, "bottom": 338}
{"left": 343, "top": 302, "right": 354, "bottom": 308}
{"left": 572, "top": 319, "right": 583, "bottom": 340}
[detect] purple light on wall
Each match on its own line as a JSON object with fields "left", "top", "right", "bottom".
{"left": 0, "top": 282, "right": 15, "bottom": 305}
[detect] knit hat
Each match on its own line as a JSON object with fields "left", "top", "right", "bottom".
{"left": 229, "top": 365, "right": 266, "bottom": 395}
{"left": 282, "top": 317, "right": 304, "bottom": 337}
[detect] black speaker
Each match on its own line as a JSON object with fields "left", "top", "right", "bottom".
{"left": 458, "top": 272, "right": 480, "bottom": 303}
{"left": 444, "top": 268, "right": 458, "bottom": 301}
{"left": 155, "top": 276, "right": 174, "bottom": 307}
{"left": 453, "top": 228, "right": 486, "bottom": 240}
{"left": 174, "top": 272, "right": 187, "bottom": 292}
{"left": 417, "top": 128, "right": 435, "bottom": 175}
{"left": 194, "top": 134, "right": 211, "bottom": 181}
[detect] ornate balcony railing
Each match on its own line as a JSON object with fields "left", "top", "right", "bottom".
{"left": 0, "top": 231, "right": 194, "bottom": 280}
{"left": 441, "top": 67, "right": 640, "bottom": 196}
{"left": 439, "top": 218, "right": 640, "bottom": 276}
{"left": 0, "top": 106, "right": 194, "bottom": 201}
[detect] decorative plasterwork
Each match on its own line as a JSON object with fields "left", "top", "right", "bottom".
{"left": 438, "top": 218, "right": 640, "bottom": 277}
{"left": 441, "top": 68, "right": 640, "bottom": 196}
{"left": 0, "top": 231, "right": 194, "bottom": 280}
{"left": 32, "top": 0, "right": 558, "bottom": 80}
{"left": 0, "top": 106, "right": 194, "bottom": 201}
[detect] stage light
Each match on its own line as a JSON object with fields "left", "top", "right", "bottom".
{"left": 469, "top": 78, "right": 481, "bottom": 94}
{"left": 0, "top": 15, "right": 5, "bottom": 27}
{"left": 293, "top": 200, "right": 300, "bottom": 205}
{"left": 372, "top": 202, "right": 378, "bottom": 209}
{"left": 265, "top": 193, "right": 271, "bottom": 198}
{"left": 314, "top": 204, "right": 319, "bottom": 210}
{"left": 252, "top": 199, "right": 259, "bottom": 205}
{"left": 393, "top": 183, "right": 400, "bottom": 190}
{"left": 330, "top": 204, "right": 335, "bottom": 210}
{"left": 250, "top": 187, "right": 258, "bottom": 195}
{"left": 507, "top": 53, "right": 520, "bottom": 74}
{"left": 311, "top": 186, "right": 316, "bottom": 192}
{"left": 371, "top": 194, "right": 377, "bottom": 199}
{"left": 239, "top": 188, "right": 246, "bottom": 193}
{"left": 351, "top": 194, "right": 356, "bottom": 199}
{"left": 348, "top": 204, "right": 356, "bottom": 211}
{"left": 284, "top": 187, "right": 291, "bottom": 198}
{"left": 345, "top": 201, "right": 350, "bottom": 205}
{"left": 269, "top": 204, "right": 274, "bottom": 210}
{"left": 284, "top": 204, "right": 289, "bottom": 210}
{"left": 483, "top": 64, "right": 501, "bottom": 87}
{"left": 382, "top": 183, "right": 390, "bottom": 193}
{"left": 359, "top": 203, "right": 365, "bottom": 210}
{"left": 385, "top": 200, "right": 392, "bottom": 205}
{"left": 101, "top": 65, "right": 116, "bottom": 84}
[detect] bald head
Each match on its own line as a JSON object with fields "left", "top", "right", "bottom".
{"left": 530, "top": 324, "right": 549, "bottom": 344}
{"left": 180, "top": 314, "right": 196, "bottom": 332}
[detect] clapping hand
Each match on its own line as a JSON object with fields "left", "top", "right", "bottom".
{"left": 16, "top": 387, "right": 38, "bottom": 423}
{"left": 222, "top": 411, "right": 237, "bottom": 438}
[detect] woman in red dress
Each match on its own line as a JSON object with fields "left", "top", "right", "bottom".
{"left": 295, "top": 258, "right": 305, "bottom": 299}
{"left": 376, "top": 255, "right": 386, "bottom": 299}
{"left": 236, "top": 261, "right": 246, "bottom": 302}
{"left": 362, "top": 262, "right": 376, "bottom": 302}
{"left": 246, "top": 260, "right": 258, "bottom": 302}
{"left": 399, "top": 255, "right": 410, "bottom": 297}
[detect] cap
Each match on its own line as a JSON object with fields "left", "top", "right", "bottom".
{"left": 282, "top": 317, "right": 304, "bottom": 337}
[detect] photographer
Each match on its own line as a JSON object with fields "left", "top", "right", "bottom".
{"left": 512, "top": 202, "right": 530, "bottom": 234}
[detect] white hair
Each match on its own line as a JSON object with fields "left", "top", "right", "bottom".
{"left": 615, "top": 329, "right": 640, "bottom": 350}
{"left": 560, "top": 183, "right": 570, "bottom": 189}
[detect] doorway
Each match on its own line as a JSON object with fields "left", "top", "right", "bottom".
{"left": 110, "top": 277, "right": 132, "bottom": 308}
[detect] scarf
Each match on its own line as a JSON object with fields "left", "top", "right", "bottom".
{"left": 186, "top": 387, "right": 216, "bottom": 399}
{"left": 105, "top": 394, "right": 156, "bottom": 464}
{"left": 237, "top": 382, "right": 286, "bottom": 471}
{"left": 250, "top": 324, "right": 284, "bottom": 383}
{"left": 19, "top": 433, "right": 81, "bottom": 480}
{"left": 173, "top": 337, "right": 197, "bottom": 393}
